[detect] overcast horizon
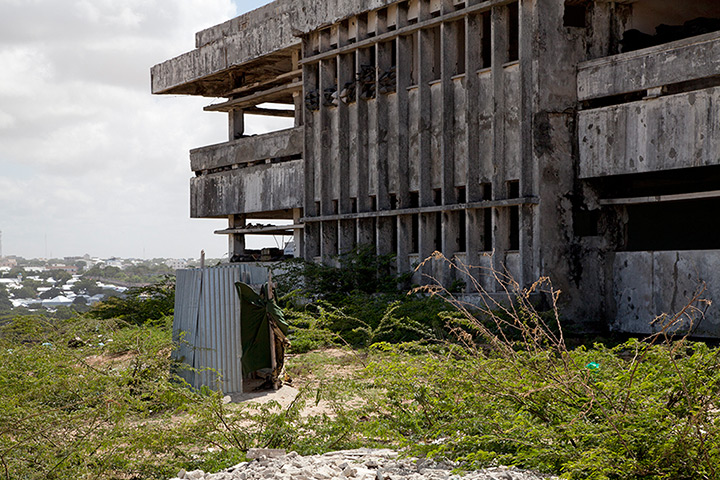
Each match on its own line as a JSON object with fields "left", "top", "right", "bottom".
{"left": 0, "top": 0, "right": 288, "bottom": 260}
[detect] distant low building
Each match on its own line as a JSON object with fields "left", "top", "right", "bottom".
{"left": 48, "top": 265, "right": 78, "bottom": 274}
{"left": 165, "top": 258, "right": 188, "bottom": 270}
{"left": 0, "top": 258, "right": 17, "bottom": 268}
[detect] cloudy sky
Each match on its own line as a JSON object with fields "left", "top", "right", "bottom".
{"left": 0, "top": 0, "right": 290, "bottom": 260}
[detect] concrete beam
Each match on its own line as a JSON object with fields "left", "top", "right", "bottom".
{"left": 190, "top": 127, "right": 303, "bottom": 172}
{"left": 578, "top": 31, "right": 720, "bottom": 101}
{"left": 579, "top": 86, "right": 720, "bottom": 178}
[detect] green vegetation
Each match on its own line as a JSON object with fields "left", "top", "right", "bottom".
{"left": 1, "top": 252, "right": 719, "bottom": 480}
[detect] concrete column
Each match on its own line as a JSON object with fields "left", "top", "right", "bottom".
{"left": 292, "top": 49, "right": 303, "bottom": 127}
{"left": 338, "top": 219, "right": 356, "bottom": 255}
{"left": 396, "top": 32, "right": 412, "bottom": 211}
{"left": 491, "top": 5, "right": 509, "bottom": 285}
{"left": 418, "top": 212, "right": 436, "bottom": 284}
{"left": 518, "top": 0, "right": 535, "bottom": 288}
{"left": 302, "top": 34, "right": 320, "bottom": 261}
{"left": 465, "top": 12, "right": 487, "bottom": 204}
{"left": 397, "top": 214, "right": 412, "bottom": 273}
{"left": 228, "top": 214, "right": 246, "bottom": 258}
{"left": 229, "top": 108, "right": 244, "bottom": 140}
{"left": 357, "top": 218, "right": 375, "bottom": 248}
{"left": 355, "top": 15, "right": 370, "bottom": 214}
{"left": 293, "top": 208, "right": 303, "bottom": 258}
{"left": 319, "top": 55, "right": 336, "bottom": 219}
{"left": 321, "top": 221, "right": 338, "bottom": 262}
{"left": 418, "top": 27, "right": 434, "bottom": 208}
{"left": 440, "top": 21, "right": 457, "bottom": 206}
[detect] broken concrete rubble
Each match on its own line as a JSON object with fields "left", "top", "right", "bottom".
{"left": 170, "top": 449, "right": 557, "bottom": 480}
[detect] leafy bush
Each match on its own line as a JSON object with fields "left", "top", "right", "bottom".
{"left": 88, "top": 276, "right": 175, "bottom": 325}
{"left": 274, "top": 245, "right": 410, "bottom": 300}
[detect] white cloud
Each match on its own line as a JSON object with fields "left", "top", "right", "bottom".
{"left": 0, "top": 0, "right": 280, "bottom": 259}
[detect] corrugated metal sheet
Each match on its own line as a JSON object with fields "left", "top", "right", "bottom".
{"left": 173, "top": 263, "right": 270, "bottom": 394}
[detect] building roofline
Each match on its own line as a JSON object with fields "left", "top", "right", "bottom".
{"left": 151, "top": 0, "right": 398, "bottom": 95}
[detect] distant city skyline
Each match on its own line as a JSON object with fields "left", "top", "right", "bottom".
{"left": 0, "top": 0, "right": 281, "bottom": 260}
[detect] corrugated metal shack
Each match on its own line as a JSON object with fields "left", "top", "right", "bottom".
{"left": 172, "top": 264, "right": 269, "bottom": 394}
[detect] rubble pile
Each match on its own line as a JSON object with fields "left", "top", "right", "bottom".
{"left": 171, "top": 448, "right": 557, "bottom": 480}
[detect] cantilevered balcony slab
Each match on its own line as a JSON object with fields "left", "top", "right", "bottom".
{"left": 190, "top": 127, "right": 303, "bottom": 218}
{"left": 191, "top": 160, "right": 302, "bottom": 218}
{"left": 151, "top": 0, "right": 399, "bottom": 96}
{"left": 579, "top": 86, "right": 720, "bottom": 178}
{"left": 191, "top": 127, "right": 302, "bottom": 173}
{"left": 578, "top": 31, "right": 720, "bottom": 102}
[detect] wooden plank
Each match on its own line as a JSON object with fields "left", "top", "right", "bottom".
{"left": 228, "top": 69, "right": 302, "bottom": 96}
{"left": 204, "top": 81, "right": 303, "bottom": 112}
{"left": 243, "top": 106, "right": 295, "bottom": 117}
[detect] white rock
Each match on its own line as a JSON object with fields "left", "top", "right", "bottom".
{"left": 185, "top": 470, "right": 205, "bottom": 480}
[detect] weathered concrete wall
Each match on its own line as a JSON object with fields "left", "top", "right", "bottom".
{"left": 613, "top": 251, "right": 720, "bottom": 337}
{"left": 153, "top": 0, "right": 406, "bottom": 95}
{"left": 578, "top": 31, "right": 720, "bottom": 101}
{"left": 190, "top": 127, "right": 303, "bottom": 172}
{"left": 190, "top": 160, "right": 302, "bottom": 218}
{"left": 579, "top": 86, "right": 720, "bottom": 178}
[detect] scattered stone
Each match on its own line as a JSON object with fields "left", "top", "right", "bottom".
{"left": 173, "top": 449, "right": 558, "bottom": 480}
{"left": 246, "top": 448, "right": 287, "bottom": 459}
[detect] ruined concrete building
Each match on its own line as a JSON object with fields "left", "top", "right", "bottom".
{"left": 152, "top": 0, "right": 720, "bottom": 335}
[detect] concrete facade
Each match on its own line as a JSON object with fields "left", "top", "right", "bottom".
{"left": 152, "top": 0, "right": 720, "bottom": 335}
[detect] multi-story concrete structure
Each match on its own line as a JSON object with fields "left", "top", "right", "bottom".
{"left": 152, "top": 0, "right": 720, "bottom": 335}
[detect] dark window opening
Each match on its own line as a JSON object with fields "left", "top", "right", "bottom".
{"left": 457, "top": 186, "right": 467, "bottom": 204}
{"left": 481, "top": 12, "right": 492, "bottom": 68}
{"left": 370, "top": 195, "right": 377, "bottom": 211}
{"left": 455, "top": 20, "right": 466, "bottom": 75}
{"left": 391, "top": 218, "right": 398, "bottom": 253}
{"left": 507, "top": 180, "right": 520, "bottom": 199}
{"left": 508, "top": 2, "right": 519, "bottom": 62}
{"left": 350, "top": 197, "right": 357, "bottom": 213}
{"left": 483, "top": 208, "right": 493, "bottom": 251}
{"left": 433, "top": 188, "right": 442, "bottom": 206}
{"left": 410, "top": 191, "right": 420, "bottom": 208}
{"left": 409, "top": 33, "right": 418, "bottom": 85}
{"left": 315, "top": 201, "right": 321, "bottom": 216}
{"left": 482, "top": 182, "right": 493, "bottom": 201}
{"left": 509, "top": 206, "right": 520, "bottom": 250}
{"left": 332, "top": 199, "right": 339, "bottom": 215}
{"left": 340, "top": 53, "right": 357, "bottom": 104}
{"left": 458, "top": 210, "right": 467, "bottom": 253}
{"left": 359, "top": 47, "right": 376, "bottom": 100}
{"left": 411, "top": 214, "right": 419, "bottom": 253}
{"left": 590, "top": 165, "right": 720, "bottom": 199}
{"left": 390, "top": 193, "right": 398, "bottom": 209}
{"left": 508, "top": 180, "right": 520, "bottom": 250}
{"left": 435, "top": 212, "right": 443, "bottom": 252}
{"left": 431, "top": 10, "right": 441, "bottom": 18}
{"left": 379, "top": 41, "right": 397, "bottom": 94}
{"left": 431, "top": 26, "right": 441, "bottom": 81}
{"left": 626, "top": 198, "right": 720, "bottom": 251}
{"left": 564, "top": 2, "right": 587, "bottom": 29}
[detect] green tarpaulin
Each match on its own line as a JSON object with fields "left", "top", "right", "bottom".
{"left": 234, "top": 282, "right": 290, "bottom": 377}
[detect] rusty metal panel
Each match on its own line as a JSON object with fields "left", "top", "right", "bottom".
{"left": 173, "top": 264, "right": 271, "bottom": 394}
